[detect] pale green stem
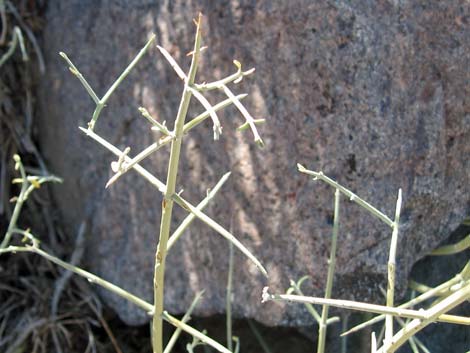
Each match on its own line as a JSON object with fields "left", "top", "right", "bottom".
{"left": 0, "top": 245, "right": 229, "bottom": 353}
{"left": 226, "top": 239, "right": 234, "bottom": 352}
{"left": 79, "top": 128, "right": 267, "bottom": 276}
{"left": 157, "top": 45, "right": 187, "bottom": 80}
{"left": 376, "top": 282, "right": 470, "bottom": 353}
{"left": 288, "top": 276, "right": 338, "bottom": 325}
{"left": 155, "top": 44, "right": 223, "bottom": 139}
{"left": 459, "top": 261, "right": 470, "bottom": 279}
{"left": 96, "top": 34, "right": 156, "bottom": 130}
{"left": 139, "top": 107, "right": 173, "bottom": 137}
{"left": 167, "top": 172, "right": 231, "bottom": 251}
{"left": 162, "top": 311, "right": 231, "bottom": 353}
{"left": 101, "top": 95, "right": 246, "bottom": 188}
{"left": 79, "top": 127, "right": 166, "bottom": 192}
{"left": 153, "top": 15, "right": 202, "bottom": 353}
{"left": 157, "top": 42, "right": 254, "bottom": 92}
{"left": 61, "top": 34, "right": 155, "bottom": 130}
{"left": 164, "top": 291, "right": 204, "bottom": 353}
{"left": 384, "top": 189, "right": 402, "bottom": 349}
{"left": 172, "top": 193, "right": 267, "bottom": 277}
{"left": 261, "top": 289, "right": 470, "bottom": 324}
{"left": 59, "top": 52, "right": 100, "bottom": 104}
{"left": 290, "top": 280, "right": 321, "bottom": 322}
{"left": 297, "top": 164, "right": 393, "bottom": 227}
{"left": 431, "top": 234, "right": 470, "bottom": 255}
{"left": 317, "top": 189, "right": 341, "bottom": 353}
{"left": 221, "top": 84, "right": 264, "bottom": 147}
{"left": 1, "top": 155, "right": 28, "bottom": 248}
{"left": 84, "top": 135, "right": 264, "bottom": 278}
{"left": 289, "top": 280, "right": 339, "bottom": 325}
{"left": 407, "top": 279, "right": 459, "bottom": 297}
{"left": 395, "top": 316, "right": 430, "bottom": 353}
{"left": 188, "top": 86, "right": 222, "bottom": 139}
{"left": 0, "top": 27, "right": 27, "bottom": 68}
{"left": 1, "top": 245, "right": 153, "bottom": 311}
{"left": 194, "top": 61, "right": 255, "bottom": 91}
{"left": 371, "top": 332, "right": 377, "bottom": 353}
{"left": 341, "top": 273, "right": 463, "bottom": 336}
{"left": 183, "top": 94, "right": 247, "bottom": 131}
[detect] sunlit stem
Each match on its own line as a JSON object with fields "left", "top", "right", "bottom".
{"left": 317, "top": 189, "right": 341, "bottom": 353}
{"left": 376, "top": 282, "right": 470, "bottom": 353}
{"left": 1, "top": 155, "right": 28, "bottom": 248}
{"left": 297, "top": 164, "right": 393, "bottom": 227}
{"left": 172, "top": 193, "right": 268, "bottom": 277}
{"left": 164, "top": 291, "right": 204, "bottom": 353}
{"left": 152, "top": 14, "right": 202, "bottom": 353}
{"left": 341, "top": 273, "right": 464, "bottom": 336}
{"left": 167, "top": 172, "right": 231, "bottom": 251}
{"left": 384, "top": 189, "right": 402, "bottom": 349}
{"left": 102, "top": 95, "right": 246, "bottom": 188}
{"left": 79, "top": 127, "right": 266, "bottom": 277}
{"left": 261, "top": 288, "right": 470, "bottom": 325}
{"left": 60, "top": 34, "right": 156, "bottom": 130}
{"left": 163, "top": 311, "right": 231, "bottom": 353}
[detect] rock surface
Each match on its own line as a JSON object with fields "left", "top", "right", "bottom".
{"left": 38, "top": 0, "right": 469, "bottom": 326}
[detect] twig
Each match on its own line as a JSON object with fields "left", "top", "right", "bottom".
{"left": 164, "top": 291, "right": 204, "bottom": 353}
{"left": 384, "top": 189, "right": 402, "bottom": 349}
{"left": 194, "top": 60, "right": 255, "bottom": 91}
{"left": 376, "top": 282, "right": 470, "bottom": 353}
{"left": 152, "top": 13, "right": 203, "bottom": 353}
{"left": 61, "top": 34, "right": 156, "bottom": 130}
{"left": 297, "top": 164, "right": 393, "bottom": 227}
{"left": 0, "top": 26, "right": 27, "bottom": 68}
{"left": 0, "top": 244, "right": 229, "bottom": 353}
{"left": 6, "top": 1, "right": 44, "bottom": 73}
{"left": 167, "top": 172, "right": 231, "bottom": 251}
{"left": 317, "top": 189, "right": 341, "bottom": 353}
{"left": 162, "top": 311, "right": 231, "bottom": 353}
{"left": 188, "top": 86, "right": 223, "bottom": 140}
{"left": 221, "top": 84, "right": 264, "bottom": 147}
{"left": 261, "top": 287, "right": 470, "bottom": 325}
{"left": 100, "top": 95, "right": 247, "bottom": 188}
{"left": 431, "top": 234, "right": 470, "bottom": 255}
{"left": 173, "top": 193, "right": 268, "bottom": 277}
{"left": 80, "top": 127, "right": 267, "bottom": 277}
{"left": 341, "top": 274, "right": 464, "bottom": 336}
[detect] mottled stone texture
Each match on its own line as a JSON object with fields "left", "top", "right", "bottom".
{"left": 38, "top": 1, "right": 469, "bottom": 326}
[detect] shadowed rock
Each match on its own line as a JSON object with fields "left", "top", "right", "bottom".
{"left": 38, "top": 0, "right": 470, "bottom": 326}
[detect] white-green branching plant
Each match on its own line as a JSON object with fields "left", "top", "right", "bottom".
{"left": 262, "top": 164, "right": 470, "bottom": 353}
{"left": 26, "top": 13, "right": 265, "bottom": 353}
{"left": 1, "top": 154, "right": 62, "bottom": 249}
